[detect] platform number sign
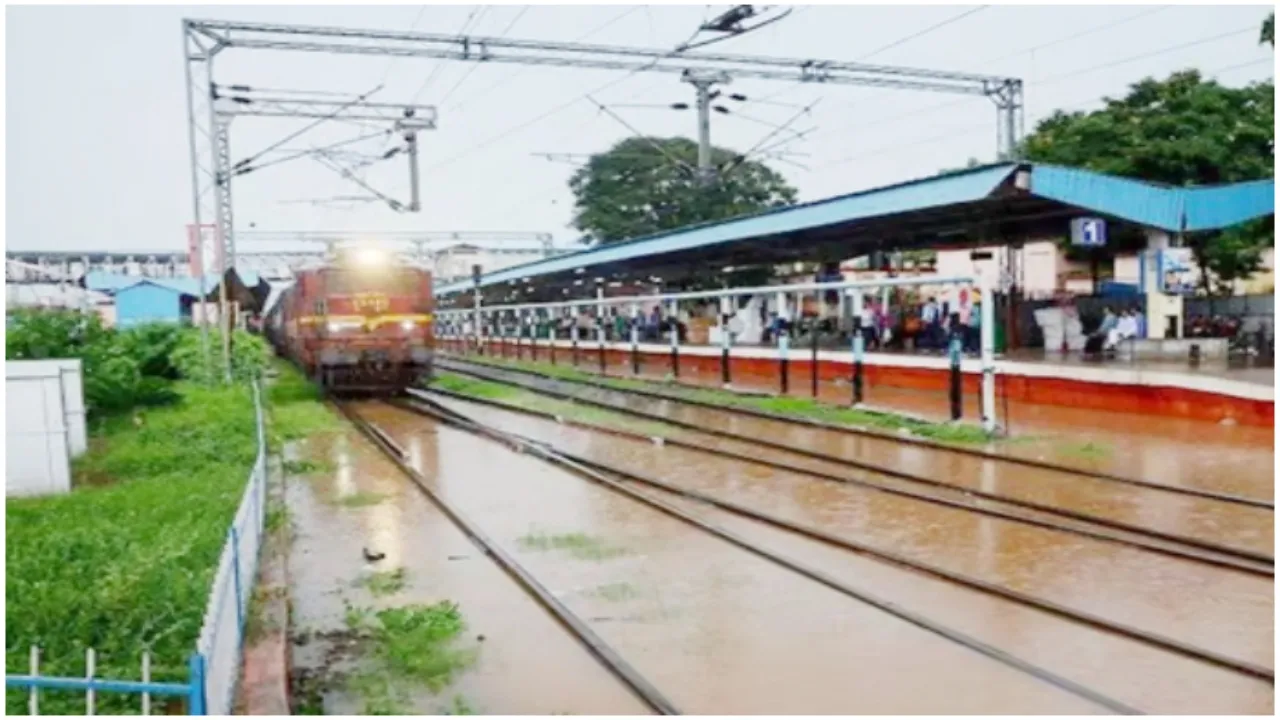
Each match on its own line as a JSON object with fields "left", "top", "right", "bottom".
{"left": 1070, "top": 217, "right": 1107, "bottom": 247}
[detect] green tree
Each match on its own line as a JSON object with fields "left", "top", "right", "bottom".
{"left": 569, "top": 136, "right": 798, "bottom": 245}
{"left": 1022, "top": 70, "right": 1274, "bottom": 294}
{"left": 1262, "top": 12, "right": 1274, "bottom": 47}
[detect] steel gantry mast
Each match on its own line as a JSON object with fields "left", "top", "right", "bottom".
{"left": 183, "top": 22, "right": 439, "bottom": 379}
{"left": 183, "top": 15, "right": 1023, "bottom": 374}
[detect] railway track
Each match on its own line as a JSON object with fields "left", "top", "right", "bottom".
{"left": 379, "top": 394, "right": 1143, "bottom": 714}
{"left": 441, "top": 351, "right": 1271, "bottom": 510}
{"left": 329, "top": 399, "right": 679, "bottom": 715}
{"left": 432, "top": 357, "right": 1274, "bottom": 576}
{"left": 411, "top": 387, "right": 1276, "bottom": 685}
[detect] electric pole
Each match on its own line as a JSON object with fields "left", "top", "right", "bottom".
{"left": 682, "top": 70, "right": 732, "bottom": 185}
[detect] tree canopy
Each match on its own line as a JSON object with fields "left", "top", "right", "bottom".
{"left": 1021, "top": 69, "right": 1274, "bottom": 293}
{"left": 569, "top": 136, "right": 798, "bottom": 245}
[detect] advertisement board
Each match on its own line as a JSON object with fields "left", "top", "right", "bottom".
{"left": 1157, "top": 248, "right": 1196, "bottom": 295}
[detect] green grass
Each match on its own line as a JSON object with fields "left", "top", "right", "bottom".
{"left": 282, "top": 458, "right": 334, "bottom": 476}
{"left": 358, "top": 568, "right": 409, "bottom": 598}
{"left": 516, "top": 530, "right": 629, "bottom": 561}
{"left": 446, "top": 695, "right": 476, "bottom": 715}
{"left": 340, "top": 601, "right": 478, "bottom": 712}
{"left": 268, "top": 361, "right": 343, "bottom": 448}
{"left": 337, "top": 490, "right": 389, "bottom": 508}
{"left": 1052, "top": 440, "right": 1113, "bottom": 460}
{"left": 589, "top": 582, "right": 640, "bottom": 602}
{"left": 456, "top": 354, "right": 996, "bottom": 445}
{"left": 5, "top": 383, "right": 259, "bottom": 714}
{"left": 429, "top": 372, "right": 677, "bottom": 438}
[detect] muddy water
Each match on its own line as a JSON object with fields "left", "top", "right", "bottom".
{"left": 442, "top": 362, "right": 1273, "bottom": 556}
{"left": 451, "top": 351, "right": 1275, "bottom": 498}
{"left": 637, "top": 481, "right": 1275, "bottom": 714}
{"left": 433, "top": 395, "right": 1274, "bottom": 673}
{"left": 550, "top": 381, "right": 1274, "bottom": 558}
{"left": 360, "top": 403, "right": 1109, "bottom": 714}
{"left": 284, "top": 428, "right": 648, "bottom": 714}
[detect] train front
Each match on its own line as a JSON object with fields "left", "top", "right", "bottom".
{"left": 316, "top": 246, "right": 434, "bottom": 394}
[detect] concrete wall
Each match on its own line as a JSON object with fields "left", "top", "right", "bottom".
{"left": 5, "top": 361, "right": 79, "bottom": 497}
{"left": 115, "top": 283, "right": 186, "bottom": 328}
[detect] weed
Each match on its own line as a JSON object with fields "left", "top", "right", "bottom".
{"left": 446, "top": 695, "right": 476, "bottom": 715}
{"left": 517, "top": 531, "right": 629, "bottom": 561}
{"left": 590, "top": 582, "right": 639, "bottom": 602}
{"left": 429, "top": 372, "right": 675, "bottom": 438}
{"left": 1053, "top": 440, "right": 1112, "bottom": 460}
{"left": 348, "top": 671, "right": 411, "bottom": 715}
{"left": 283, "top": 458, "right": 333, "bottom": 476}
{"left": 265, "top": 505, "right": 290, "bottom": 536}
{"left": 457, "top": 355, "right": 997, "bottom": 445}
{"left": 337, "top": 490, "right": 389, "bottom": 508}
{"left": 358, "top": 568, "right": 409, "bottom": 598}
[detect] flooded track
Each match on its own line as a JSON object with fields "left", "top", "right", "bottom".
{"left": 447, "top": 355, "right": 1273, "bottom": 510}
{"left": 438, "top": 358, "right": 1273, "bottom": 564}
{"left": 348, "top": 399, "right": 1143, "bottom": 714}
{"left": 282, "top": 419, "right": 650, "bottom": 714}
{"left": 413, "top": 390, "right": 1274, "bottom": 696}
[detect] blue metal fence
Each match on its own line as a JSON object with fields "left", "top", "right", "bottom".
{"left": 6, "top": 380, "right": 267, "bottom": 715}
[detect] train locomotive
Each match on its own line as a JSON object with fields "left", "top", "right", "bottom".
{"left": 267, "top": 246, "right": 434, "bottom": 393}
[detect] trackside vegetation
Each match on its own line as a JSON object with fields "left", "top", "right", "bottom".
{"left": 3, "top": 310, "right": 329, "bottom": 714}
{"left": 439, "top": 354, "right": 994, "bottom": 444}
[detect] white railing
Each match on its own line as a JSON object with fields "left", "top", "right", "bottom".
{"left": 194, "top": 379, "right": 269, "bottom": 715}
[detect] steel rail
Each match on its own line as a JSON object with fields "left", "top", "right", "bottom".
{"left": 433, "top": 360, "right": 1275, "bottom": 571}
{"left": 404, "top": 392, "right": 1272, "bottom": 684}
{"left": 412, "top": 377, "right": 1271, "bottom": 578}
{"left": 442, "top": 351, "right": 1273, "bottom": 510}
{"left": 331, "top": 400, "right": 681, "bottom": 715}
{"left": 393, "top": 395, "right": 1142, "bottom": 715}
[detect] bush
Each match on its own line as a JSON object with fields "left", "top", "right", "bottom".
{"left": 5, "top": 311, "right": 272, "bottom": 417}
{"left": 169, "top": 328, "right": 271, "bottom": 384}
{"left": 6, "top": 310, "right": 179, "bottom": 416}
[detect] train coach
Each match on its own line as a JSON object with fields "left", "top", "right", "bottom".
{"left": 266, "top": 246, "right": 435, "bottom": 393}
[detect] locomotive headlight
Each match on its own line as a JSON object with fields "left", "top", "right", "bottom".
{"left": 327, "top": 322, "right": 341, "bottom": 333}
{"left": 355, "top": 246, "right": 389, "bottom": 268}
{"left": 401, "top": 320, "right": 415, "bottom": 331}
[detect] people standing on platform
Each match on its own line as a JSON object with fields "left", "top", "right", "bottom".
{"left": 1107, "top": 308, "right": 1139, "bottom": 352}
{"left": 1087, "top": 306, "right": 1119, "bottom": 355}
{"left": 921, "top": 296, "right": 941, "bottom": 350}
{"left": 966, "top": 301, "right": 982, "bottom": 354}
{"left": 860, "top": 296, "right": 878, "bottom": 349}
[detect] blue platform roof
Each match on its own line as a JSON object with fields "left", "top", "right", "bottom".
{"left": 438, "top": 163, "right": 1274, "bottom": 297}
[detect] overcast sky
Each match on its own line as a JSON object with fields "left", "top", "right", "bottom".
{"left": 6, "top": 3, "right": 1274, "bottom": 255}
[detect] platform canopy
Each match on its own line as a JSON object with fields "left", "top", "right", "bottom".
{"left": 436, "top": 163, "right": 1274, "bottom": 305}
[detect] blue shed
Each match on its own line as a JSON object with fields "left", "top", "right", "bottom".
{"left": 113, "top": 279, "right": 202, "bottom": 328}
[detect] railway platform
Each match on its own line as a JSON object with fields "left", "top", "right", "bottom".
{"left": 439, "top": 336, "right": 1274, "bottom": 428}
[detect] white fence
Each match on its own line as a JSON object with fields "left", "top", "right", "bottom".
{"left": 5, "top": 359, "right": 86, "bottom": 497}
{"left": 194, "top": 379, "right": 269, "bottom": 715}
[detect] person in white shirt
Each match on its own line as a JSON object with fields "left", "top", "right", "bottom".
{"left": 1106, "top": 309, "right": 1139, "bottom": 350}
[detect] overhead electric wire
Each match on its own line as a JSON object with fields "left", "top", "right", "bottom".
{"left": 816, "top": 53, "right": 1272, "bottom": 173}
{"left": 753, "top": 5, "right": 990, "bottom": 105}
{"left": 588, "top": 97, "right": 697, "bottom": 173}
{"left": 232, "top": 85, "right": 385, "bottom": 173}
{"left": 856, "top": 5, "right": 990, "bottom": 62}
{"left": 1034, "top": 23, "right": 1259, "bottom": 85}
{"left": 437, "top": 5, "right": 531, "bottom": 107}
{"left": 447, "top": 5, "right": 646, "bottom": 112}
{"left": 378, "top": 5, "right": 430, "bottom": 86}
{"left": 810, "top": 21, "right": 1268, "bottom": 165}
{"left": 411, "top": 5, "right": 486, "bottom": 103}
